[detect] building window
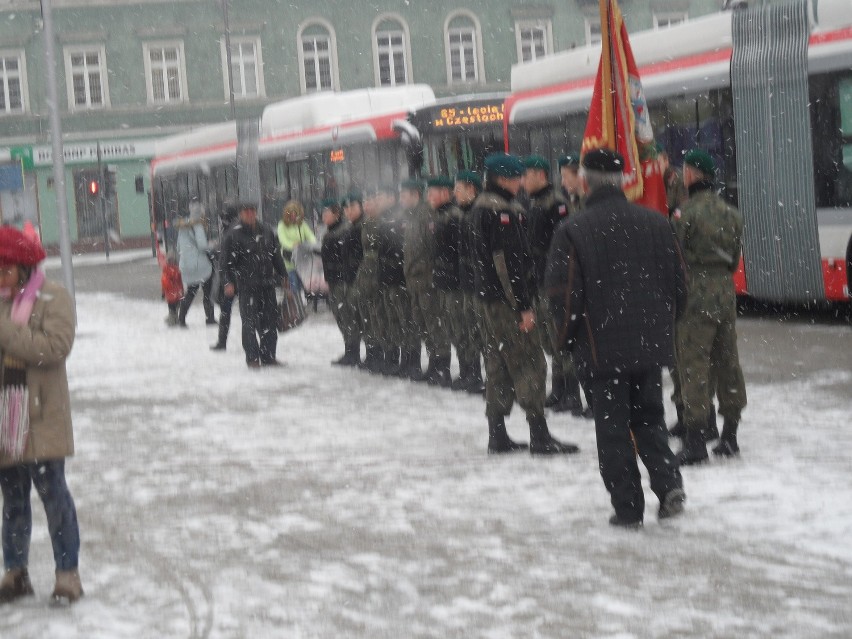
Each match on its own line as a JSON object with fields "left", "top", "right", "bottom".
{"left": 0, "top": 52, "right": 26, "bottom": 115}
{"left": 144, "top": 42, "right": 187, "bottom": 104}
{"left": 221, "top": 37, "right": 264, "bottom": 99}
{"left": 585, "top": 18, "right": 602, "bottom": 47}
{"left": 298, "top": 20, "right": 339, "bottom": 93}
{"left": 64, "top": 46, "right": 109, "bottom": 110}
{"left": 445, "top": 11, "right": 484, "bottom": 85}
{"left": 376, "top": 31, "right": 407, "bottom": 86}
{"left": 516, "top": 20, "right": 552, "bottom": 63}
{"left": 653, "top": 12, "right": 688, "bottom": 29}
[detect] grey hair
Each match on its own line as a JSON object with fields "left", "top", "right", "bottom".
{"left": 580, "top": 168, "right": 625, "bottom": 193}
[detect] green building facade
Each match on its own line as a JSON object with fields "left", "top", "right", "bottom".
{"left": 0, "top": 0, "right": 720, "bottom": 248}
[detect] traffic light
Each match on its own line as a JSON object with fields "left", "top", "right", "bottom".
{"left": 88, "top": 179, "right": 100, "bottom": 196}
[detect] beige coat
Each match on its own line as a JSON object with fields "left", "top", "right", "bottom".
{"left": 0, "top": 280, "right": 75, "bottom": 466}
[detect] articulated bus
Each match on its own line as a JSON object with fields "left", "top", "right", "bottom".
{"left": 150, "top": 85, "right": 507, "bottom": 241}
{"left": 505, "top": 0, "right": 852, "bottom": 304}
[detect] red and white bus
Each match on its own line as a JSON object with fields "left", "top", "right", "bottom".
{"left": 505, "top": 0, "right": 852, "bottom": 303}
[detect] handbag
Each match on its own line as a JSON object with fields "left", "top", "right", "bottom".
{"left": 278, "top": 288, "right": 305, "bottom": 332}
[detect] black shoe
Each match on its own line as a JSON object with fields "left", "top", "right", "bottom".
{"left": 247, "top": 360, "right": 261, "bottom": 369}
{"left": 712, "top": 438, "right": 740, "bottom": 457}
{"left": 544, "top": 391, "right": 562, "bottom": 408}
{"left": 658, "top": 488, "right": 686, "bottom": 520}
{"left": 210, "top": 342, "right": 226, "bottom": 351}
{"left": 668, "top": 421, "right": 686, "bottom": 438}
{"left": 677, "top": 429, "right": 709, "bottom": 466}
{"left": 550, "top": 394, "right": 584, "bottom": 414}
{"left": 609, "top": 514, "right": 643, "bottom": 530}
{"left": 206, "top": 318, "right": 218, "bottom": 325}
{"left": 178, "top": 321, "right": 188, "bottom": 329}
{"left": 487, "top": 415, "right": 528, "bottom": 454}
{"left": 262, "top": 359, "right": 284, "bottom": 367}
{"left": 530, "top": 436, "right": 580, "bottom": 455}
{"left": 0, "top": 568, "right": 35, "bottom": 603}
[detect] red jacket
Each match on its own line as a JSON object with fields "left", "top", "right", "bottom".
{"left": 161, "top": 264, "right": 184, "bottom": 304}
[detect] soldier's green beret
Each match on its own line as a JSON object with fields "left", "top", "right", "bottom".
{"left": 558, "top": 154, "right": 580, "bottom": 169}
{"left": 455, "top": 170, "right": 482, "bottom": 190}
{"left": 654, "top": 141, "right": 666, "bottom": 154}
{"left": 683, "top": 149, "right": 716, "bottom": 175}
{"left": 485, "top": 153, "right": 524, "bottom": 178}
{"left": 319, "top": 198, "right": 338, "bottom": 210}
{"left": 341, "top": 191, "right": 362, "bottom": 206}
{"left": 399, "top": 178, "right": 423, "bottom": 192}
{"left": 582, "top": 148, "right": 625, "bottom": 173}
{"left": 237, "top": 201, "right": 258, "bottom": 212}
{"left": 426, "top": 175, "right": 454, "bottom": 189}
{"left": 523, "top": 155, "right": 551, "bottom": 173}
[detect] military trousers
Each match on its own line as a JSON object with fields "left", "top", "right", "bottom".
{"left": 439, "top": 289, "right": 477, "bottom": 366}
{"left": 534, "top": 295, "right": 576, "bottom": 381}
{"left": 355, "top": 258, "right": 381, "bottom": 348}
{"left": 408, "top": 279, "right": 450, "bottom": 358}
{"left": 329, "top": 282, "right": 361, "bottom": 345}
{"left": 478, "top": 299, "right": 547, "bottom": 420}
{"left": 383, "top": 285, "right": 418, "bottom": 351}
{"left": 462, "top": 292, "right": 483, "bottom": 356}
{"left": 676, "top": 310, "right": 747, "bottom": 430}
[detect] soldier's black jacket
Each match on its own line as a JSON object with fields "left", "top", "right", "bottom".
{"left": 469, "top": 185, "right": 536, "bottom": 312}
{"left": 526, "top": 183, "right": 570, "bottom": 288}
{"left": 377, "top": 205, "right": 407, "bottom": 287}
{"left": 544, "top": 185, "right": 687, "bottom": 377}
{"left": 320, "top": 217, "right": 350, "bottom": 286}
{"left": 220, "top": 220, "right": 287, "bottom": 292}
{"left": 343, "top": 215, "right": 364, "bottom": 283}
{"left": 457, "top": 202, "right": 476, "bottom": 294}
{"left": 432, "top": 201, "right": 464, "bottom": 291}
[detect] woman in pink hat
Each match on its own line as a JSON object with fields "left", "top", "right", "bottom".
{"left": 0, "top": 226, "right": 83, "bottom": 604}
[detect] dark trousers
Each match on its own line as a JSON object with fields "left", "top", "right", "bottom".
{"left": 217, "top": 293, "right": 234, "bottom": 346}
{"left": 0, "top": 460, "right": 80, "bottom": 571}
{"left": 179, "top": 276, "right": 215, "bottom": 323}
{"left": 589, "top": 367, "right": 682, "bottom": 522}
{"left": 238, "top": 286, "right": 278, "bottom": 364}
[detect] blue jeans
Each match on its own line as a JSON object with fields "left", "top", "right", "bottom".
{"left": 288, "top": 270, "right": 303, "bottom": 296}
{"left": 0, "top": 460, "right": 80, "bottom": 571}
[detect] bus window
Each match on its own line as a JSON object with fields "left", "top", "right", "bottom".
{"left": 812, "top": 72, "right": 852, "bottom": 208}
{"left": 839, "top": 77, "right": 852, "bottom": 206}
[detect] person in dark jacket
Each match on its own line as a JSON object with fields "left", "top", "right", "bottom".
{"left": 220, "top": 202, "right": 288, "bottom": 368}
{"left": 453, "top": 171, "right": 485, "bottom": 394}
{"left": 558, "top": 154, "right": 583, "bottom": 215}
{"left": 545, "top": 148, "right": 687, "bottom": 528}
{"left": 211, "top": 202, "right": 239, "bottom": 351}
{"left": 470, "top": 153, "right": 580, "bottom": 456}
{"left": 342, "top": 192, "right": 365, "bottom": 366}
{"left": 320, "top": 199, "right": 359, "bottom": 366}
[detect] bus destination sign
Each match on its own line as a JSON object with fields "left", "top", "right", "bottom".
{"left": 432, "top": 103, "right": 504, "bottom": 129}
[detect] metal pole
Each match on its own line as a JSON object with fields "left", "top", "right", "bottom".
{"left": 222, "top": 0, "right": 236, "bottom": 119}
{"left": 96, "top": 142, "right": 110, "bottom": 259}
{"left": 40, "top": 0, "right": 76, "bottom": 310}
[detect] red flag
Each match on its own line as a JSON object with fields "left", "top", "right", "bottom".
{"left": 582, "top": 0, "right": 667, "bottom": 215}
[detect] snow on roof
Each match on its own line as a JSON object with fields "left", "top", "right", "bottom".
{"left": 153, "top": 121, "right": 237, "bottom": 159}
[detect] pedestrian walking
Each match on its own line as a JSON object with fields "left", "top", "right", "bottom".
{"left": 220, "top": 202, "right": 288, "bottom": 368}
{"left": 176, "top": 200, "right": 216, "bottom": 327}
{"left": 0, "top": 226, "right": 84, "bottom": 603}
{"left": 159, "top": 249, "right": 183, "bottom": 327}
{"left": 469, "top": 153, "right": 579, "bottom": 456}
{"left": 210, "top": 202, "right": 239, "bottom": 351}
{"left": 545, "top": 148, "right": 687, "bottom": 528}
{"left": 673, "top": 149, "right": 747, "bottom": 464}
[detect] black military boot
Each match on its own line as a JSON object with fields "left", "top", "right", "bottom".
{"left": 415, "top": 355, "right": 436, "bottom": 383}
{"left": 426, "top": 356, "right": 452, "bottom": 387}
{"left": 332, "top": 341, "right": 360, "bottom": 367}
{"left": 528, "top": 415, "right": 580, "bottom": 455}
{"left": 712, "top": 417, "right": 740, "bottom": 457}
{"left": 668, "top": 405, "right": 686, "bottom": 438}
{"left": 677, "top": 427, "right": 709, "bottom": 466}
{"left": 544, "top": 373, "right": 564, "bottom": 408}
{"left": 403, "top": 346, "right": 424, "bottom": 380}
{"left": 487, "top": 415, "right": 528, "bottom": 454}
{"left": 363, "top": 345, "right": 383, "bottom": 374}
{"left": 381, "top": 347, "right": 401, "bottom": 376}
{"left": 466, "top": 358, "right": 486, "bottom": 395}
{"left": 552, "top": 373, "right": 584, "bottom": 415}
{"left": 702, "top": 408, "right": 720, "bottom": 442}
{"left": 451, "top": 360, "right": 471, "bottom": 391}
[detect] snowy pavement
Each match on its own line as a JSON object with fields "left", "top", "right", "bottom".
{"left": 1, "top": 288, "right": 851, "bottom": 638}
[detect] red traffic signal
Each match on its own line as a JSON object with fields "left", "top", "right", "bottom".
{"left": 88, "top": 179, "right": 100, "bottom": 196}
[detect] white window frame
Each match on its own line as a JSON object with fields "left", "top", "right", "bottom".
{"left": 585, "top": 17, "right": 603, "bottom": 47}
{"left": 220, "top": 36, "right": 265, "bottom": 100}
{"left": 515, "top": 19, "right": 553, "bottom": 64}
{"left": 143, "top": 40, "right": 188, "bottom": 105}
{"left": 297, "top": 18, "right": 340, "bottom": 94}
{"left": 444, "top": 10, "right": 486, "bottom": 86}
{"left": 653, "top": 12, "right": 689, "bottom": 29}
{"left": 372, "top": 13, "right": 412, "bottom": 88}
{"left": 0, "top": 50, "right": 27, "bottom": 115}
{"left": 63, "top": 44, "right": 110, "bottom": 111}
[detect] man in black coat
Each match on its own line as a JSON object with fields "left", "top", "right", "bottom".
{"left": 220, "top": 202, "right": 288, "bottom": 368}
{"left": 544, "top": 149, "right": 687, "bottom": 528}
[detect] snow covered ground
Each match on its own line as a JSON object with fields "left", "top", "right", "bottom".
{"left": 1, "top": 286, "right": 851, "bottom": 638}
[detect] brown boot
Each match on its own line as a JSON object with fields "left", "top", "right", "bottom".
{"left": 0, "top": 567, "right": 35, "bottom": 603}
{"left": 52, "top": 569, "right": 84, "bottom": 604}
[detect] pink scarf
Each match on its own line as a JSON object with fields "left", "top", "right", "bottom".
{"left": 11, "top": 269, "right": 44, "bottom": 325}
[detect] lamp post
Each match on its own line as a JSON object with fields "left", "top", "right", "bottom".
{"left": 222, "top": 0, "right": 236, "bottom": 119}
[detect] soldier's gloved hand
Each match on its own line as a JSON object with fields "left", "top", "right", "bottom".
{"left": 519, "top": 309, "right": 536, "bottom": 333}
{"left": 224, "top": 283, "right": 235, "bottom": 299}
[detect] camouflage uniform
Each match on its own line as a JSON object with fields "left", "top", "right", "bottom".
{"left": 355, "top": 214, "right": 385, "bottom": 366}
{"left": 321, "top": 217, "right": 360, "bottom": 350}
{"left": 673, "top": 181, "right": 747, "bottom": 454}
{"left": 664, "top": 166, "right": 688, "bottom": 217}
{"left": 377, "top": 205, "right": 414, "bottom": 374}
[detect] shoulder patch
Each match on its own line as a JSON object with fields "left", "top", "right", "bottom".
{"left": 672, "top": 209, "right": 682, "bottom": 220}
{"left": 558, "top": 204, "right": 567, "bottom": 216}
{"left": 499, "top": 213, "right": 511, "bottom": 225}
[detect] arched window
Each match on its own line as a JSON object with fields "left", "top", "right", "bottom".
{"left": 444, "top": 10, "right": 485, "bottom": 85}
{"left": 372, "top": 14, "right": 411, "bottom": 87}
{"left": 297, "top": 19, "right": 339, "bottom": 93}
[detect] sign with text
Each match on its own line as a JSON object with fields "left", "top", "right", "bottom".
{"left": 430, "top": 103, "right": 504, "bottom": 129}
{"left": 30, "top": 140, "right": 157, "bottom": 167}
